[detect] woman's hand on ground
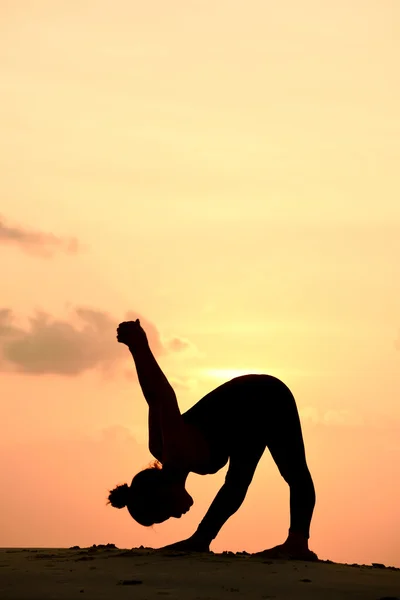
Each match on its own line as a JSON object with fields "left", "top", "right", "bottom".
{"left": 157, "top": 534, "right": 210, "bottom": 553}
{"left": 117, "top": 320, "right": 148, "bottom": 349}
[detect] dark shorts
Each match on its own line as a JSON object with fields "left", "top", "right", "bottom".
{"left": 183, "top": 374, "right": 303, "bottom": 454}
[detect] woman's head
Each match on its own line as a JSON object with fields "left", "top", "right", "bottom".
{"left": 107, "top": 461, "right": 194, "bottom": 526}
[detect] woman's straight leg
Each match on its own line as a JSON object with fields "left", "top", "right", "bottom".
{"left": 257, "top": 382, "right": 317, "bottom": 559}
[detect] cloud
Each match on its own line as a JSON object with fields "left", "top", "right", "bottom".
{"left": 0, "top": 214, "right": 80, "bottom": 257}
{"left": 167, "top": 337, "right": 192, "bottom": 352}
{"left": 0, "top": 309, "right": 16, "bottom": 336}
{"left": 0, "top": 307, "right": 191, "bottom": 376}
{"left": 125, "top": 311, "right": 197, "bottom": 357}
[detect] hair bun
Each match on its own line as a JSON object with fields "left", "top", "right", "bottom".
{"left": 108, "top": 483, "right": 129, "bottom": 509}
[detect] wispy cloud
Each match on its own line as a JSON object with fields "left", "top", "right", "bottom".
{"left": 167, "top": 337, "right": 192, "bottom": 352}
{"left": 0, "top": 215, "right": 80, "bottom": 257}
{"left": 0, "top": 308, "right": 192, "bottom": 376}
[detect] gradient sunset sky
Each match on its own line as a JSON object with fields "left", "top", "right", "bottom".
{"left": 1, "top": 0, "right": 399, "bottom": 567}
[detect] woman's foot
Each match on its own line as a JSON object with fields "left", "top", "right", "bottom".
{"left": 255, "top": 534, "right": 318, "bottom": 561}
{"left": 255, "top": 543, "right": 318, "bottom": 561}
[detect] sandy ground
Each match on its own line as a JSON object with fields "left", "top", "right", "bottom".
{"left": 0, "top": 546, "right": 399, "bottom": 600}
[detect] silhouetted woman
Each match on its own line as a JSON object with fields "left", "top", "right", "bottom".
{"left": 108, "top": 319, "right": 317, "bottom": 560}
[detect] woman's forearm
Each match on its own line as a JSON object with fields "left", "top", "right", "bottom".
{"left": 129, "top": 342, "right": 175, "bottom": 406}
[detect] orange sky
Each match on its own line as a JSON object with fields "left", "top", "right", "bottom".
{"left": 1, "top": 0, "right": 399, "bottom": 567}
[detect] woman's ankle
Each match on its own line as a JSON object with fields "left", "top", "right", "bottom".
{"left": 286, "top": 531, "right": 309, "bottom": 549}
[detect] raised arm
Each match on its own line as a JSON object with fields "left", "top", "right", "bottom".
{"left": 123, "top": 323, "right": 175, "bottom": 407}
{"left": 117, "top": 320, "right": 189, "bottom": 466}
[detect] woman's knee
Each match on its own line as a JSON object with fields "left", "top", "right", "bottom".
{"left": 281, "top": 463, "right": 313, "bottom": 487}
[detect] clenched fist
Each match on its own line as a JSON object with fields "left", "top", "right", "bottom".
{"left": 116, "top": 319, "right": 148, "bottom": 349}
